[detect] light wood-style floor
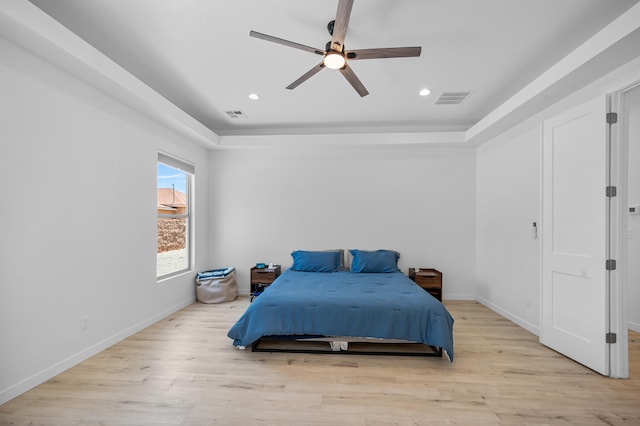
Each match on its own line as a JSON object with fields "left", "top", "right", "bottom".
{"left": 1, "top": 299, "right": 639, "bottom": 425}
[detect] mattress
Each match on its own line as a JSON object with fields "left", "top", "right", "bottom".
{"left": 227, "top": 270, "right": 454, "bottom": 360}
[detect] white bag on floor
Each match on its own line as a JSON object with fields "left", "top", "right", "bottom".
{"left": 196, "top": 269, "right": 237, "bottom": 303}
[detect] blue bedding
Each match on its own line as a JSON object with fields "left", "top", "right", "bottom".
{"left": 227, "top": 270, "right": 454, "bottom": 360}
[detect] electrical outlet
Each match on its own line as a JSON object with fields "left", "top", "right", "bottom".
{"left": 80, "top": 315, "right": 89, "bottom": 330}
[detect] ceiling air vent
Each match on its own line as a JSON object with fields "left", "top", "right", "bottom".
{"left": 435, "top": 91, "right": 471, "bottom": 105}
{"left": 225, "top": 110, "right": 248, "bottom": 118}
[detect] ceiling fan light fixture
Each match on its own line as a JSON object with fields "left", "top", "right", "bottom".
{"left": 324, "top": 52, "right": 345, "bottom": 69}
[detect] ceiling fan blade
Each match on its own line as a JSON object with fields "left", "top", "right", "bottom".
{"left": 339, "top": 63, "right": 369, "bottom": 97}
{"left": 345, "top": 46, "right": 422, "bottom": 60}
{"left": 331, "top": 0, "right": 354, "bottom": 52}
{"left": 250, "top": 31, "right": 324, "bottom": 56}
{"left": 286, "top": 62, "right": 326, "bottom": 90}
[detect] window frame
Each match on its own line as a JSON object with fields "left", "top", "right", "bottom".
{"left": 157, "top": 152, "right": 194, "bottom": 280}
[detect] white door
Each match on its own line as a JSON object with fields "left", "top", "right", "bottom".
{"left": 541, "top": 96, "right": 610, "bottom": 375}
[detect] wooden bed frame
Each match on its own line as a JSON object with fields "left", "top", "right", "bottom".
{"left": 251, "top": 335, "right": 443, "bottom": 357}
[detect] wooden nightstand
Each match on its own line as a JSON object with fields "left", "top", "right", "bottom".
{"left": 408, "top": 268, "right": 443, "bottom": 301}
{"left": 250, "top": 265, "right": 281, "bottom": 301}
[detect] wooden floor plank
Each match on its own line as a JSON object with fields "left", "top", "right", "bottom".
{"left": 1, "top": 299, "right": 639, "bottom": 425}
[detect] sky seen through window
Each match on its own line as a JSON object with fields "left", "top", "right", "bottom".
{"left": 157, "top": 163, "right": 187, "bottom": 194}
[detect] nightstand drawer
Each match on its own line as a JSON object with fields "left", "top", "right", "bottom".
{"left": 251, "top": 269, "right": 277, "bottom": 282}
{"left": 415, "top": 274, "right": 441, "bottom": 289}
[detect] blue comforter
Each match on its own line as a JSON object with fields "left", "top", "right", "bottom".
{"left": 227, "top": 270, "right": 454, "bottom": 360}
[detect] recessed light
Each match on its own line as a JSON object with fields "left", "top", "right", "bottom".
{"left": 419, "top": 88, "right": 431, "bottom": 97}
{"left": 248, "top": 93, "right": 260, "bottom": 100}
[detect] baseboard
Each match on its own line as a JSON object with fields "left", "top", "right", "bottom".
{"left": 443, "top": 293, "right": 476, "bottom": 301}
{"left": 476, "top": 296, "right": 540, "bottom": 336}
{"left": 0, "top": 296, "right": 195, "bottom": 405}
{"left": 629, "top": 320, "right": 640, "bottom": 333}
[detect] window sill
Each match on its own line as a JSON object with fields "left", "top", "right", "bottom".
{"left": 157, "top": 269, "right": 193, "bottom": 284}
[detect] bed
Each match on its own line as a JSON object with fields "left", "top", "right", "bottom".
{"left": 227, "top": 250, "right": 454, "bottom": 361}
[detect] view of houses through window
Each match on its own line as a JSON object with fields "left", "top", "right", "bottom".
{"left": 157, "top": 154, "right": 193, "bottom": 278}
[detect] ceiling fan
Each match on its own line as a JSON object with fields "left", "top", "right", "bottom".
{"left": 249, "top": 0, "right": 421, "bottom": 97}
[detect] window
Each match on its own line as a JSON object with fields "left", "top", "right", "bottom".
{"left": 157, "top": 153, "right": 193, "bottom": 279}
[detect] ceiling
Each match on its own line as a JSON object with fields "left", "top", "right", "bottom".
{"left": 26, "top": 0, "right": 640, "bottom": 138}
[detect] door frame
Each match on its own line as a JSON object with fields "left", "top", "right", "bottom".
{"left": 609, "top": 81, "right": 640, "bottom": 378}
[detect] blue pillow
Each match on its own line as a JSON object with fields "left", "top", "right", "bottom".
{"left": 350, "top": 249, "right": 400, "bottom": 273}
{"left": 291, "top": 250, "right": 341, "bottom": 272}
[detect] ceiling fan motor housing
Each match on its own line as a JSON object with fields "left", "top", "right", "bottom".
{"left": 325, "top": 41, "right": 345, "bottom": 53}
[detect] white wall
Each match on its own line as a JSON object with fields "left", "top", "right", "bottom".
{"left": 476, "top": 125, "right": 541, "bottom": 333}
{"left": 209, "top": 144, "right": 476, "bottom": 300}
{"left": 627, "top": 86, "right": 640, "bottom": 332}
{"left": 0, "top": 36, "right": 209, "bottom": 403}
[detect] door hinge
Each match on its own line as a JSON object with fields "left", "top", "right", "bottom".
{"left": 606, "top": 186, "right": 617, "bottom": 197}
{"left": 606, "top": 112, "right": 618, "bottom": 124}
{"left": 606, "top": 259, "right": 617, "bottom": 270}
{"left": 606, "top": 332, "right": 617, "bottom": 344}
